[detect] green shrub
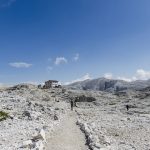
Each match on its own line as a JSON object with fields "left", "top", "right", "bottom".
{"left": 0, "top": 111, "right": 9, "bottom": 121}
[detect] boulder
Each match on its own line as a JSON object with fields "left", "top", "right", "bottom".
{"left": 33, "top": 129, "right": 46, "bottom": 142}
{"left": 20, "top": 140, "right": 33, "bottom": 148}
{"left": 22, "top": 111, "right": 31, "bottom": 119}
{"left": 33, "top": 140, "right": 45, "bottom": 150}
{"left": 75, "top": 95, "right": 96, "bottom": 103}
{"left": 54, "top": 114, "right": 59, "bottom": 120}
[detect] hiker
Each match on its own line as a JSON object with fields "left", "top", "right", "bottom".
{"left": 74, "top": 97, "right": 79, "bottom": 107}
{"left": 74, "top": 100, "right": 77, "bottom": 107}
{"left": 71, "top": 100, "right": 74, "bottom": 111}
{"left": 74, "top": 97, "right": 78, "bottom": 107}
{"left": 126, "top": 105, "right": 129, "bottom": 111}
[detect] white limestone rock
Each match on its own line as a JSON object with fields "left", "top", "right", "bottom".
{"left": 20, "top": 140, "right": 33, "bottom": 148}
{"left": 33, "top": 129, "right": 46, "bottom": 142}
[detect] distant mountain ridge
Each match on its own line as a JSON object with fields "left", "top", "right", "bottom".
{"left": 67, "top": 78, "right": 150, "bottom": 92}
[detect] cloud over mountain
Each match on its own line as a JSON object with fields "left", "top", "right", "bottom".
{"left": 65, "top": 73, "right": 91, "bottom": 85}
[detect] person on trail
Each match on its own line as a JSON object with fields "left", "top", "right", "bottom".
{"left": 71, "top": 100, "right": 74, "bottom": 111}
{"left": 75, "top": 96, "right": 80, "bottom": 107}
{"left": 126, "top": 105, "right": 129, "bottom": 111}
{"left": 74, "top": 100, "right": 77, "bottom": 107}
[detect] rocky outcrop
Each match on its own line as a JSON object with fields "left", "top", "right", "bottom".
{"left": 75, "top": 95, "right": 96, "bottom": 103}
{"left": 20, "top": 129, "right": 46, "bottom": 150}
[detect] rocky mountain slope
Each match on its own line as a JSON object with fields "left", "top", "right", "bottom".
{"left": 67, "top": 78, "right": 150, "bottom": 92}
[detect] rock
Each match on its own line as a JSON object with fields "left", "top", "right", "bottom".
{"left": 9, "top": 115, "right": 14, "bottom": 120}
{"left": 75, "top": 95, "right": 96, "bottom": 102}
{"left": 41, "top": 107, "right": 45, "bottom": 111}
{"left": 54, "top": 114, "right": 59, "bottom": 120}
{"left": 100, "top": 148, "right": 109, "bottom": 150}
{"left": 33, "top": 129, "right": 46, "bottom": 142}
{"left": 20, "top": 140, "right": 33, "bottom": 148}
{"left": 23, "top": 111, "right": 32, "bottom": 119}
{"left": 34, "top": 140, "right": 45, "bottom": 150}
{"left": 31, "top": 111, "right": 42, "bottom": 120}
{"left": 28, "top": 101, "right": 32, "bottom": 106}
{"left": 93, "top": 148, "right": 100, "bottom": 150}
{"left": 55, "top": 107, "right": 59, "bottom": 110}
{"left": 94, "top": 143, "right": 101, "bottom": 148}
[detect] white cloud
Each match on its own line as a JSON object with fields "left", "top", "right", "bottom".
{"left": 135, "top": 69, "right": 150, "bottom": 80}
{"left": 103, "top": 69, "right": 150, "bottom": 82}
{"left": 73, "top": 53, "right": 79, "bottom": 61}
{"left": 117, "top": 69, "right": 150, "bottom": 82}
{"left": 117, "top": 77, "right": 133, "bottom": 82}
{"left": 9, "top": 62, "right": 32, "bottom": 68}
{"left": 64, "top": 69, "right": 150, "bottom": 85}
{"left": 104, "top": 73, "right": 113, "bottom": 79}
{"left": 104, "top": 72, "right": 133, "bottom": 82}
{"left": 55, "top": 57, "right": 68, "bottom": 65}
{"left": 64, "top": 73, "right": 91, "bottom": 85}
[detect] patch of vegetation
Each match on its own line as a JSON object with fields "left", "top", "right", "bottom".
{"left": 0, "top": 111, "right": 9, "bottom": 121}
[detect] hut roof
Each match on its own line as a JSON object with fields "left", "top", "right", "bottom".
{"left": 45, "top": 80, "right": 58, "bottom": 83}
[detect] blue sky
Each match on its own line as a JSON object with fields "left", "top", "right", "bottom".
{"left": 1, "top": 0, "right": 150, "bottom": 85}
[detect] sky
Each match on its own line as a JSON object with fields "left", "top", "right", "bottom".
{"left": 1, "top": 0, "right": 150, "bottom": 85}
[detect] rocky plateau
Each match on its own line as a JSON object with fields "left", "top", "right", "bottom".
{"left": 0, "top": 79, "right": 150, "bottom": 150}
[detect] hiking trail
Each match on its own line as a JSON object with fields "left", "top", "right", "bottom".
{"left": 46, "top": 111, "right": 88, "bottom": 150}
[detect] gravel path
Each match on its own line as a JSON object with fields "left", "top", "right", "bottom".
{"left": 46, "top": 111, "right": 88, "bottom": 150}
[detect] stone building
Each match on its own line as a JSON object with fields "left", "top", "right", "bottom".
{"left": 44, "top": 80, "right": 60, "bottom": 88}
